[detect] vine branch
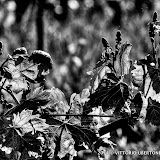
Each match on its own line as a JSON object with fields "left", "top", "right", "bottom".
{"left": 49, "top": 114, "right": 114, "bottom": 117}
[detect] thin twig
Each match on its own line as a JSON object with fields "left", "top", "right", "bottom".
{"left": 144, "top": 78, "right": 152, "bottom": 98}
{"left": 0, "top": 56, "right": 10, "bottom": 68}
{"left": 1, "top": 78, "right": 7, "bottom": 89}
{"left": 49, "top": 114, "right": 114, "bottom": 117}
{"left": 2, "top": 88, "right": 20, "bottom": 105}
{"left": 152, "top": 41, "right": 156, "bottom": 60}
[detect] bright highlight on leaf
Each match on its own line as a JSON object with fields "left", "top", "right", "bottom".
{"left": 12, "top": 109, "right": 49, "bottom": 136}
{"left": 114, "top": 42, "right": 132, "bottom": 76}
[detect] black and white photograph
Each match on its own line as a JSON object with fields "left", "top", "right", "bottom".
{"left": 0, "top": 0, "right": 159, "bottom": 160}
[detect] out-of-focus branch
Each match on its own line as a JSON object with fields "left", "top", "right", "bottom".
{"left": 36, "top": 0, "right": 44, "bottom": 50}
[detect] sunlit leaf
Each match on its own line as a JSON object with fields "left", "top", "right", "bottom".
{"left": 12, "top": 109, "right": 49, "bottom": 136}
{"left": 69, "top": 88, "right": 90, "bottom": 125}
{"left": 88, "top": 38, "right": 113, "bottom": 93}
{"left": 57, "top": 128, "right": 77, "bottom": 159}
{"left": 131, "top": 62, "right": 144, "bottom": 87}
{"left": 2, "top": 59, "right": 29, "bottom": 93}
{"left": 114, "top": 42, "right": 132, "bottom": 76}
{"left": 88, "top": 65, "right": 111, "bottom": 93}
{"left": 45, "top": 87, "right": 70, "bottom": 120}
{"left": 1, "top": 50, "right": 53, "bottom": 94}
{"left": 153, "top": 21, "right": 160, "bottom": 33}
{"left": 89, "top": 106, "right": 110, "bottom": 131}
{"left": 31, "top": 86, "right": 44, "bottom": 98}
{"left": 0, "top": 146, "right": 12, "bottom": 155}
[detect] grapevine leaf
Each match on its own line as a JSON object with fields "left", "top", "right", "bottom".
{"left": 89, "top": 106, "right": 110, "bottom": 130}
{"left": 69, "top": 89, "right": 90, "bottom": 125}
{"left": 146, "top": 97, "right": 160, "bottom": 125}
{"left": 3, "top": 78, "right": 29, "bottom": 94}
{"left": 147, "top": 65, "right": 160, "bottom": 94}
{"left": 12, "top": 47, "right": 28, "bottom": 57}
{"left": 66, "top": 123, "right": 98, "bottom": 147}
{"left": 19, "top": 60, "right": 40, "bottom": 83}
{"left": 30, "top": 89, "right": 51, "bottom": 106}
{"left": 45, "top": 117, "right": 97, "bottom": 151}
{"left": 12, "top": 47, "right": 28, "bottom": 66}
{"left": 81, "top": 104, "right": 93, "bottom": 126}
{"left": 89, "top": 73, "right": 130, "bottom": 116}
{"left": 5, "top": 98, "right": 49, "bottom": 115}
{"left": 0, "top": 150, "right": 9, "bottom": 160}
{"left": 2, "top": 50, "right": 53, "bottom": 94}
{"left": 5, "top": 88, "right": 50, "bottom": 115}
{"left": 88, "top": 65, "right": 111, "bottom": 93}
{"left": 0, "top": 118, "right": 8, "bottom": 135}
{"left": 28, "top": 50, "right": 53, "bottom": 78}
{"left": 129, "top": 92, "right": 143, "bottom": 125}
{"left": 44, "top": 87, "right": 70, "bottom": 121}
{"left": 88, "top": 38, "right": 113, "bottom": 93}
{"left": 131, "top": 62, "right": 144, "bottom": 87}
{"left": 23, "top": 133, "right": 41, "bottom": 152}
{"left": 12, "top": 110, "right": 49, "bottom": 136}
{"left": 31, "top": 86, "right": 44, "bottom": 98}
{"left": 137, "top": 54, "right": 160, "bottom": 94}
{"left": 114, "top": 42, "right": 132, "bottom": 76}
{"left": 3, "top": 128, "right": 20, "bottom": 151}
{"left": 19, "top": 148, "right": 29, "bottom": 160}
{"left": 1, "top": 59, "right": 29, "bottom": 93}
{"left": 57, "top": 128, "right": 77, "bottom": 159}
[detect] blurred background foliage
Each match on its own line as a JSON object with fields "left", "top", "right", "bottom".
{"left": 1, "top": 0, "right": 160, "bottom": 159}
{"left": 0, "top": 0, "right": 159, "bottom": 100}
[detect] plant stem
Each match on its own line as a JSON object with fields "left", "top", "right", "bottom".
{"left": 2, "top": 88, "right": 20, "bottom": 105}
{"left": 49, "top": 114, "right": 114, "bottom": 117}
{"left": 1, "top": 78, "right": 6, "bottom": 89}
{"left": 152, "top": 41, "right": 156, "bottom": 61}
{"left": 144, "top": 78, "right": 152, "bottom": 98}
{"left": 36, "top": 0, "right": 44, "bottom": 50}
{"left": 0, "top": 57, "right": 9, "bottom": 68}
